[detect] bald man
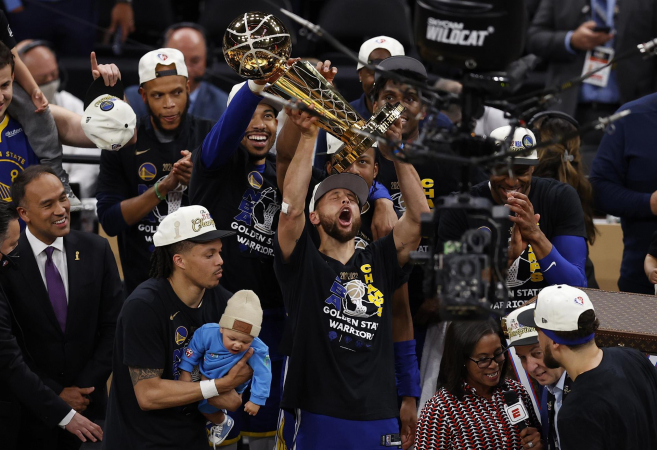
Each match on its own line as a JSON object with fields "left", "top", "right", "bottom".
{"left": 17, "top": 40, "right": 100, "bottom": 199}
{"left": 125, "top": 25, "right": 228, "bottom": 123}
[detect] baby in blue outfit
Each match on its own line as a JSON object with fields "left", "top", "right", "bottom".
{"left": 179, "top": 290, "right": 271, "bottom": 447}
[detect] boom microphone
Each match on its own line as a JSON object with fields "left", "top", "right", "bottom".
{"left": 502, "top": 390, "right": 529, "bottom": 432}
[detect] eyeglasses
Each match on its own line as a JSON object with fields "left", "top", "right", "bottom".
{"left": 467, "top": 347, "right": 508, "bottom": 369}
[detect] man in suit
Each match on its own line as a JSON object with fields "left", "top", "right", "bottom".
{"left": 0, "top": 165, "right": 123, "bottom": 450}
{"left": 526, "top": 0, "right": 657, "bottom": 166}
{"left": 0, "top": 201, "right": 103, "bottom": 449}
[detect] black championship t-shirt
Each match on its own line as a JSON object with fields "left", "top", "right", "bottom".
{"left": 557, "top": 347, "right": 657, "bottom": 450}
{"left": 97, "top": 115, "right": 214, "bottom": 294}
{"left": 273, "top": 225, "right": 406, "bottom": 420}
{"left": 189, "top": 148, "right": 283, "bottom": 310}
{"left": 0, "top": 12, "right": 17, "bottom": 49}
{"left": 438, "top": 177, "right": 587, "bottom": 308}
{"left": 104, "top": 278, "right": 231, "bottom": 449}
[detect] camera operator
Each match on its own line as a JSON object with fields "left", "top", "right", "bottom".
{"left": 438, "top": 126, "right": 588, "bottom": 308}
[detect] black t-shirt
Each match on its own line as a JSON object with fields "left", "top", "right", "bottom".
{"left": 0, "top": 12, "right": 17, "bottom": 49}
{"left": 648, "top": 230, "right": 657, "bottom": 257}
{"left": 104, "top": 278, "right": 231, "bottom": 449}
{"left": 438, "top": 176, "right": 586, "bottom": 308}
{"left": 557, "top": 347, "right": 657, "bottom": 450}
{"left": 273, "top": 225, "right": 406, "bottom": 420}
{"left": 97, "top": 115, "right": 214, "bottom": 294}
{"left": 189, "top": 148, "right": 283, "bottom": 310}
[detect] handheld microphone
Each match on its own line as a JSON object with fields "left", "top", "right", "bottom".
{"left": 638, "top": 38, "right": 657, "bottom": 57}
{"left": 503, "top": 390, "right": 529, "bottom": 431}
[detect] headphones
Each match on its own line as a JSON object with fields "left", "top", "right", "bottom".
{"left": 527, "top": 111, "right": 580, "bottom": 163}
{"left": 17, "top": 39, "right": 68, "bottom": 91}
{"left": 526, "top": 110, "right": 579, "bottom": 130}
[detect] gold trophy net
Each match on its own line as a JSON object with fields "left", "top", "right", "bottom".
{"left": 266, "top": 61, "right": 405, "bottom": 173}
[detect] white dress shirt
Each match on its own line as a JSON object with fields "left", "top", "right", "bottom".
{"left": 24, "top": 227, "right": 75, "bottom": 426}
{"left": 546, "top": 370, "right": 568, "bottom": 449}
{"left": 25, "top": 227, "right": 69, "bottom": 302}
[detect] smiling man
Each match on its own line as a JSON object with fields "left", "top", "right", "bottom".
{"left": 189, "top": 79, "right": 285, "bottom": 449}
{"left": 0, "top": 165, "right": 123, "bottom": 449}
{"left": 438, "top": 125, "right": 588, "bottom": 308}
{"left": 96, "top": 48, "right": 215, "bottom": 295}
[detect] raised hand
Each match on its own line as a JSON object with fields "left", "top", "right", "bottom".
{"left": 285, "top": 103, "right": 319, "bottom": 137}
{"left": 90, "top": 52, "right": 122, "bottom": 87}
{"left": 315, "top": 59, "right": 338, "bottom": 85}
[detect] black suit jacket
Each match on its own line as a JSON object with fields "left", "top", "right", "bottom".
{"left": 0, "top": 230, "right": 123, "bottom": 424}
{"left": 0, "top": 283, "right": 71, "bottom": 448}
{"left": 527, "top": 0, "right": 657, "bottom": 115}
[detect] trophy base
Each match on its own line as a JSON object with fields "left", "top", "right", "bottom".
{"left": 331, "top": 103, "right": 406, "bottom": 173}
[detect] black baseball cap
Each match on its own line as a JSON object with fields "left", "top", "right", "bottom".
{"left": 309, "top": 173, "right": 369, "bottom": 213}
{"left": 83, "top": 77, "right": 126, "bottom": 110}
{"left": 374, "top": 56, "right": 428, "bottom": 84}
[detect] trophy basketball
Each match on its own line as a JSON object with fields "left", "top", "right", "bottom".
{"left": 223, "top": 11, "right": 405, "bottom": 173}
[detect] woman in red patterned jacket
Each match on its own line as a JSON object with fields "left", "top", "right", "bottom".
{"left": 416, "top": 319, "right": 543, "bottom": 449}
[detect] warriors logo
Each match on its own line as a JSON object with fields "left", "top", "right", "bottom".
{"left": 138, "top": 163, "right": 157, "bottom": 181}
{"left": 174, "top": 326, "right": 188, "bottom": 345}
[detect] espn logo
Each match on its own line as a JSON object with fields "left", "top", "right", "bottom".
{"left": 504, "top": 402, "right": 529, "bottom": 425}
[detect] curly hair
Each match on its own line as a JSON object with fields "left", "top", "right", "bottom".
{"left": 532, "top": 116, "right": 598, "bottom": 244}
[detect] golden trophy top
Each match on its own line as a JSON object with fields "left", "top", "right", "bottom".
{"left": 223, "top": 12, "right": 292, "bottom": 80}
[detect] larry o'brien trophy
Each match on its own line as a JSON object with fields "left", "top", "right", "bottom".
{"left": 222, "top": 11, "right": 405, "bottom": 173}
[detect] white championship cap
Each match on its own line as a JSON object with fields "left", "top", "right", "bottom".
{"left": 357, "top": 36, "right": 405, "bottom": 70}
{"left": 138, "top": 48, "right": 188, "bottom": 85}
{"left": 81, "top": 95, "right": 136, "bottom": 151}
{"left": 490, "top": 125, "right": 538, "bottom": 165}
{"left": 505, "top": 304, "right": 539, "bottom": 347}
{"left": 219, "top": 290, "right": 263, "bottom": 337}
{"left": 517, "top": 285, "right": 597, "bottom": 345}
{"left": 153, "top": 205, "right": 235, "bottom": 247}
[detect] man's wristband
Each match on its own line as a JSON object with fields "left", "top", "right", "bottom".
{"left": 154, "top": 181, "right": 166, "bottom": 201}
{"left": 200, "top": 379, "right": 219, "bottom": 399}
{"left": 394, "top": 340, "right": 421, "bottom": 399}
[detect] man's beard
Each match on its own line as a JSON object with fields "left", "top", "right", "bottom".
{"left": 543, "top": 344, "right": 562, "bottom": 369}
{"left": 146, "top": 95, "right": 190, "bottom": 136}
{"left": 318, "top": 212, "right": 361, "bottom": 243}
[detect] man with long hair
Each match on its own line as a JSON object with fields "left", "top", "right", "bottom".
{"left": 103, "top": 205, "right": 254, "bottom": 449}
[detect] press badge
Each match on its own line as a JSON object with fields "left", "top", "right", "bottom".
{"left": 581, "top": 46, "right": 614, "bottom": 88}
{"left": 381, "top": 433, "right": 402, "bottom": 448}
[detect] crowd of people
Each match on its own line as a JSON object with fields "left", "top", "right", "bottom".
{"left": 0, "top": 2, "right": 657, "bottom": 450}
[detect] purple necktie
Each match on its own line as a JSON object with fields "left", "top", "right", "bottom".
{"left": 45, "top": 247, "right": 67, "bottom": 332}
